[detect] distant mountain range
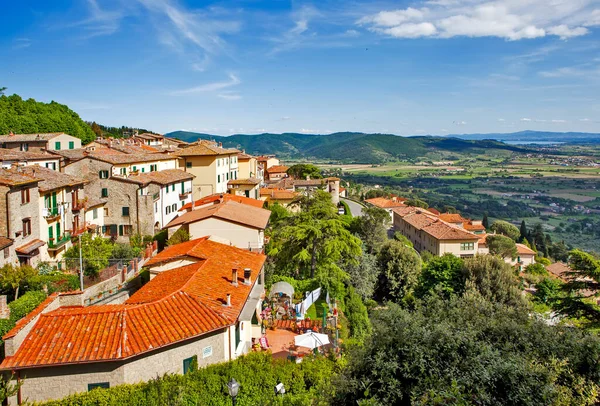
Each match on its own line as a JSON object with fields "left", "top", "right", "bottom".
{"left": 445, "top": 130, "right": 600, "bottom": 143}
{"left": 165, "top": 131, "right": 535, "bottom": 164}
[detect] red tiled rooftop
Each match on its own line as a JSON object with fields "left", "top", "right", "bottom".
{"left": 439, "top": 213, "right": 468, "bottom": 223}
{"left": 516, "top": 243, "right": 536, "bottom": 255}
{"left": 166, "top": 200, "right": 270, "bottom": 230}
{"left": 365, "top": 197, "right": 406, "bottom": 209}
{"left": 180, "top": 193, "right": 264, "bottom": 211}
{"left": 266, "top": 165, "right": 289, "bottom": 173}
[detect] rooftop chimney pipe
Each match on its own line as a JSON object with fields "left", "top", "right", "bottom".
{"left": 226, "top": 293, "right": 231, "bottom": 307}
{"left": 243, "top": 268, "right": 251, "bottom": 285}
{"left": 232, "top": 269, "right": 238, "bottom": 287}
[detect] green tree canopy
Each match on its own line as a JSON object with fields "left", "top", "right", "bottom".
{"left": 352, "top": 206, "right": 389, "bottom": 254}
{"left": 64, "top": 234, "right": 114, "bottom": 277}
{"left": 345, "top": 252, "right": 378, "bottom": 300}
{"left": 287, "top": 163, "right": 322, "bottom": 179}
{"left": 486, "top": 234, "right": 518, "bottom": 259}
{"left": 167, "top": 228, "right": 191, "bottom": 246}
{"left": 335, "top": 294, "right": 600, "bottom": 405}
{"left": 405, "top": 198, "right": 429, "bottom": 209}
{"left": 416, "top": 253, "right": 464, "bottom": 298}
{"left": 375, "top": 240, "right": 422, "bottom": 302}
{"left": 0, "top": 264, "right": 38, "bottom": 300}
{"left": 490, "top": 220, "right": 521, "bottom": 241}
{"left": 0, "top": 94, "right": 95, "bottom": 144}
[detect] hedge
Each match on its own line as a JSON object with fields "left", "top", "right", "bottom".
{"left": 32, "top": 352, "right": 337, "bottom": 406}
{"left": 22, "top": 274, "right": 79, "bottom": 295}
{"left": 0, "top": 290, "right": 47, "bottom": 343}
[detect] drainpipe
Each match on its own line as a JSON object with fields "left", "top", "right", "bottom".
{"left": 16, "top": 370, "right": 21, "bottom": 405}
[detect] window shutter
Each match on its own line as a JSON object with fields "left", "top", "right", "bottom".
{"left": 119, "top": 225, "right": 124, "bottom": 236}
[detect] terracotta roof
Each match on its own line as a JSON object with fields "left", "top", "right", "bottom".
{"left": 439, "top": 213, "right": 468, "bottom": 223}
{"left": 127, "top": 169, "right": 194, "bottom": 186}
{"left": 85, "top": 197, "right": 107, "bottom": 208}
{"left": 88, "top": 152, "right": 176, "bottom": 165}
{"left": 516, "top": 243, "right": 536, "bottom": 255}
{"left": 48, "top": 149, "right": 88, "bottom": 162}
{"left": 365, "top": 197, "right": 406, "bottom": 209}
{"left": 0, "top": 237, "right": 13, "bottom": 250}
{"left": 0, "top": 167, "right": 40, "bottom": 187}
{"left": 175, "top": 140, "right": 239, "bottom": 157}
{"left": 266, "top": 165, "right": 289, "bottom": 174}
{"left": 267, "top": 178, "right": 296, "bottom": 189}
{"left": 19, "top": 165, "right": 86, "bottom": 192}
{"left": 15, "top": 239, "right": 45, "bottom": 255}
{"left": 0, "top": 240, "right": 265, "bottom": 369}
{"left": 260, "top": 188, "right": 299, "bottom": 200}
{"left": 0, "top": 149, "right": 60, "bottom": 161}
{"left": 427, "top": 208, "right": 441, "bottom": 216}
{"left": 237, "top": 152, "right": 254, "bottom": 160}
{"left": 228, "top": 177, "right": 261, "bottom": 186}
{"left": 179, "top": 194, "right": 264, "bottom": 211}
{"left": 402, "top": 212, "right": 479, "bottom": 241}
{"left": 166, "top": 200, "right": 270, "bottom": 230}
{"left": 464, "top": 221, "right": 486, "bottom": 231}
{"left": 546, "top": 262, "right": 572, "bottom": 280}
{"left": 391, "top": 206, "right": 421, "bottom": 218}
{"left": 0, "top": 133, "right": 68, "bottom": 142}
{"left": 134, "top": 133, "right": 163, "bottom": 140}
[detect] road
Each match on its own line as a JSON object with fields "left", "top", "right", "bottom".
{"left": 342, "top": 198, "right": 365, "bottom": 217}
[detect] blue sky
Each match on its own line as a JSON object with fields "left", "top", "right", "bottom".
{"left": 1, "top": 0, "right": 600, "bottom": 136}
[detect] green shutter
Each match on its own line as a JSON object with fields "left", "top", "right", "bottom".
{"left": 181, "top": 182, "right": 184, "bottom": 194}
{"left": 69, "top": 141, "right": 74, "bottom": 149}
{"left": 56, "top": 222, "right": 61, "bottom": 238}
{"left": 52, "top": 192, "right": 57, "bottom": 210}
{"left": 183, "top": 357, "right": 193, "bottom": 374}
{"left": 55, "top": 141, "right": 61, "bottom": 150}
{"left": 48, "top": 226, "right": 53, "bottom": 239}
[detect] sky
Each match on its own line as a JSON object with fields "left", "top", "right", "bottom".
{"left": 1, "top": 0, "right": 600, "bottom": 136}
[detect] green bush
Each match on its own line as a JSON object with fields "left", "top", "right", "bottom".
{"left": 524, "top": 263, "right": 548, "bottom": 276}
{"left": 22, "top": 274, "right": 79, "bottom": 295}
{"left": 36, "top": 352, "right": 337, "bottom": 406}
{"left": 0, "top": 290, "right": 47, "bottom": 342}
{"left": 167, "top": 228, "right": 190, "bottom": 246}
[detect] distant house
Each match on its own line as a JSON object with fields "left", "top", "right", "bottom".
{"left": 165, "top": 200, "right": 271, "bottom": 250}
{"left": 179, "top": 193, "right": 264, "bottom": 213}
{"left": 237, "top": 152, "right": 264, "bottom": 181}
{"left": 511, "top": 244, "right": 536, "bottom": 271}
{"left": 393, "top": 206, "right": 480, "bottom": 257}
{"left": 256, "top": 155, "right": 280, "bottom": 171}
{"left": 365, "top": 196, "right": 406, "bottom": 221}
{"left": 265, "top": 165, "right": 289, "bottom": 181}
{"left": 0, "top": 239, "right": 266, "bottom": 404}
{"left": 175, "top": 140, "right": 241, "bottom": 199}
{"left": 259, "top": 188, "right": 300, "bottom": 210}
{"left": 228, "top": 177, "right": 262, "bottom": 199}
{"left": 0, "top": 150, "right": 61, "bottom": 171}
{"left": 133, "top": 132, "right": 164, "bottom": 146}
{"left": 0, "top": 133, "right": 82, "bottom": 152}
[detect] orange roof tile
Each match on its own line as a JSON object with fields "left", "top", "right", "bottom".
{"left": 391, "top": 206, "right": 421, "bottom": 218}
{"left": 266, "top": 165, "right": 289, "bottom": 173}
{"left": 260, "top": 188, "right": 299, "bottom": 200}
{"left": 401, "top": 212, "right": 479, "bottom": 241}
{"left": 180, "top": 193, "right": 264, "bottom": 211}
{"left": 0, "top": 240, "right": 266, "bottom": 370}
{"left": 439, "top": 213, "right": 468, "bottom": 223}
{"left": 166, "top": 200, "right": 270, "bottom": 230}
{"left": 464, "top": 222, "right": 486, "bottom": 231}
{"left": 516, "top": 243, "right": 536, "bottom": 255}
{"left": 365, "top": 197, "right": 405, "bottom": 209}
{"left": 175, "top": 140, "right": 239, "bottom": 157}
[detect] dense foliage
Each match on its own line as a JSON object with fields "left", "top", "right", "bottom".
{"left": 0, "top": 290, "right": 47, "bottom": 344}
{"left": 335, "top": 294, "right": 600, "bottom": 405}
{"left": 36, "top": 352, "right": 337, "bottom": 406}
{"left": 287, "top": 164, "right": 322, "bottom": 179}
{"left": 0, "top": 94, "right": 95, "bottom": 144}
{"left": 64, "top": 234, "right": 114, "bottom": 277}
{"left": 375, "top": 240, "right": 422, "bottom": 302}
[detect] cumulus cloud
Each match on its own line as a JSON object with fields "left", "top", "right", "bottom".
{"left": 358, "top": 0, "right": 598, "bottom": 40}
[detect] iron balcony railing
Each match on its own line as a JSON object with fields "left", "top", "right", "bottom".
{"left": 48, "top": 233, "right": 71, "bottom": 249}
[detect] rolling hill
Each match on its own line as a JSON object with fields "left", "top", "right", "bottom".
{"left": 446, "top": 130, "right": 600, "bottom": 143}
{"left": 165, "top": 130, "right": 530, "bottom": 164}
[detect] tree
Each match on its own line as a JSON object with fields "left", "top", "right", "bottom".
{"left": 375, "top": 240, "right": 422, "bottom": 302}
{"left": 268, "top": 190, "right": 362, "bottom": 298}
{"left": 112, "top": 243, "right": 136, "bottom": 262}
{"left": 353, "top": 207, "right": 389, "bottom": 254}
{"left": 90, "top": 121, "right": 102, "bottom": 138}
{"left": 535, "top": 277, "right": 563, "bottom": 304}
{"left": 405, "top": 198, "right": 428, "bottom": 209}
{"left": 343, "top": 286, "right": 372, "bottom": 340}
{"left": 393, "top": 232, "right": 413, "bottom": 248}
{"left": 416, "top": 253, "right": 464, "bottom": 298}
{"left": 490, "top": 220, "right": 520, "bottom": 241}
{"left": 346, "top": 252, "right": 378, "bottom": 300}
{"left": 0, "top": 87, "right": 6, "bottom": 96}
{"left": 482, "top": 213, "right": 489, "bottom": 230}
{"left": 286, "top": 164, "right": 322, "bottom": 180}
{"left": 486, "top": 234, "right": 518, "bottom": 259}
{"left": 556, "top": 249, "right": 600, "bottom": 322}
{"left": 524, "top": 262, "right": 547, "bottom": 276}
{"left": 167, "top": 228, "right": 190, "bottom": 246}
{"left": 266, "top": 202, "right": 289, "bottom": 228}
{"left": 519, "top": 220, "right": 528, "bottom": 242}
{"left": 461, "top": 255, "right": 525, "bottom": 308}
{"left": 335, "top": 295, "right": 600, "bottom": 405}
{"left": 64, "top": 234, "right": 114, "bottom": 277}
{"left": 548, "top": 241, "right": 569, "bottom": 262}
{"left": 364, "top": 189, "right": 387, "bottom": 200}
{"left": 0, "top": 264, "right": 38, "bottom": 300}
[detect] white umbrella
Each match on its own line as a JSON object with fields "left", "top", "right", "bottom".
{"left": 294, "top": 332, "right": 330, "bottom": 349}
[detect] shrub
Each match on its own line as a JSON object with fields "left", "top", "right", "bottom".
{"left": 0, "top": 290, "right": 47, "bottom": 343}
{"left": 22, "top": 273, "right": 79, "bottom": 295}
{"left": 167, "top": 228, "right": 190, "bottom": 246}
{"left": 524, "top": 263, "right": 548, "bottom": 276}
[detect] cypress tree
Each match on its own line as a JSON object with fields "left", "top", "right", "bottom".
{"left": 482, "top": 214, "right": 489, "bottom": 230}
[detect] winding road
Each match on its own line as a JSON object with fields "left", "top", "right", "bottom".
{"left": 342, "top": 198, "right": 365, "bottom": 217}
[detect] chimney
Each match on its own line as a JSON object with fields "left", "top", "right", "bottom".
{"left": 8, "top": 131, "right": 14, "bottom": 137}
{"left": 0, "top": 296, "right": 10, "bottom": 319}
{"left": 226, "top": 293, "right": 231, "bottom": 307}
{"left": 243, "top": 268, "right": 251, "bottom": 285}
{"left": 219, "top": 142, "right": 223, "bottom": 148}
{"left": 232, "top": 269, "right": 238, "bottom": 286}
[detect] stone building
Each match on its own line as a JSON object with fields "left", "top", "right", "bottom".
{"left": 0, "top": 149, "right": 62, "bottom": 171}
{"left": 0, "top": 239, "right": 266, "bottom": 404}
{"left": 0, "top": 168, "right": 44, "bottom": 266}
{"left": 0, "top": 133, "right": 82, "bottom": 152}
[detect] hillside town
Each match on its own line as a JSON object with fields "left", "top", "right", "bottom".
{"left": 0, "top": 131, "right": 597, "bottom": 404}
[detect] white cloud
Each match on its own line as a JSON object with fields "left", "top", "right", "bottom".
{"left": 520, "top": 118, "right": 532, "bottom": 122}
{"left": 497, "top": 118, "right": 506, "bottom": 122}
{"left": 453, "top": 120, "right": 467, "bottom": 125}
{"left": 580, "top": 118, "right": 591, "bottom": 122}
{"left": 218, "top": 92, "right": 242, "bottom": 101}
{"left": 359, "top": 0, "right": 597, "bottom": 40}
{"left": 551, "top": 119, "right": 567, "bottom": 123}
{"left": 342, "top": 29, "right": 361, "bottom": 38}
{"left": 171, "top": 73, "right": 240, "bottom": 95}
{"left": 12, "top": 38, "right": 32, "bottom": 49}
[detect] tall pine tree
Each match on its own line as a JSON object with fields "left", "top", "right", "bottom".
{"left": 520, "top": 220, "right": 528, "bottom": 242}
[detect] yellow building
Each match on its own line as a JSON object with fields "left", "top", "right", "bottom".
{"left": 175, "top": 141, "right": 240, "bottom": 199}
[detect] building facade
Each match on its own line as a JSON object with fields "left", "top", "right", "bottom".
{"left": 0, "top": 133, "right": 82, "bottom": 152}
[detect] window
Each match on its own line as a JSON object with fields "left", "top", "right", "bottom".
{"left": 55, "top": 141, "right": 61, "bottom": 150}
{"left": 21, "top": 188, "right": 30, "bottom": 204}
{"left": 183, "top": 357, "right": 195, "bottom": 374}
{"left": 171, "top": 184, "right": 175, "bottom": 192}
{"left": 460, "top": 242, "right": 474, "bottom": 251}
{"left": 20, "top": 143, "right": 28, "bottom": 152}
{"left": 104, "top": 208, "right": 109, "bottom": 216}
{"left": 155, "top": 202, "right": 158, "bottom": 213}
{"left": 202, "top": 346, "right": 213, "bottom": 359}
{"left": 217, "top": 175, "right": 220, "bottom": 183}
{"left": 122, "top": 207, "right": 130, "bottom": 216}
{"left": 69, "top": 141, "right": 75, "bottom": 149}
{"left": 172, "top": 203, "right": 177, "bottom": 212}
{"left": 181, "top": 182, "right": 185, "bottom": 194}
{"left": 88, "top": 383, "right": 109, "bottom": 391}
{"left": 181, "top": 201, "right": 185, "bottom": 207}
{"left": 186, "top": 162, "right": 192, "bottom": 168}
{"left": 45, "top": 162, "right": 57, "bottom": 170}
{"left": 217, "top": 159, "right": 220, "bottom": 167}
{"left": 101, "top": 188, "right": 108, "bottom": 198}
{"left": 99, "top": 170, "right": 109, "bottom": 179}
{"left": 120, "top": 167, "right": 127, "bottom": 176}
{"left": 93, "top": 208, "right": 98, "bottom": 219}
{"left": 22, "top": 219, "right": 31, "bottom": 237}
{"left": 141, "top": 167, "right": 145, "bottom": 173}
{"left": 150, "top": 164, "right": 157, "bottom": 172}
{"left": 226, "top": 173, "right": 229, "bottom": 181}
{"left": 132, "top": 166, "right": 137, "bottom": 172}
{"left": 166, "top": 206, "right": 171, "bottom": 215}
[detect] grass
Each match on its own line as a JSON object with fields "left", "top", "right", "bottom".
{"left": 305, "top": 298, "right": 328, "bottom": 321}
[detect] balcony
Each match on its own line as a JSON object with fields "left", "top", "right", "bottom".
{"left": 43, "top": 206, "right": 61, "bottom": 221}
{"left": 179, "top": 189, "right": 192, "bottom": 199}
{"left": 72, "top": 199, "right": 86, "bottom": 212}
{"left": 48, "top": 233, "right": 71, "bottom": 251}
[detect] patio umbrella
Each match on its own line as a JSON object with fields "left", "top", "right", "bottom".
{"left": 294, "top": 332, "right": 330, "bottom": 349}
